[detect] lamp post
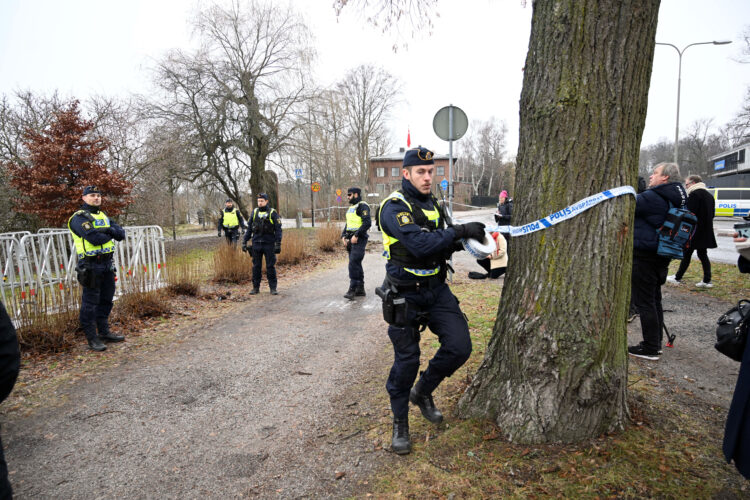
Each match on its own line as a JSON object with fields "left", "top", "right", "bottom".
{"left": 655, "top": 40, "right": 731, "bottom": 164}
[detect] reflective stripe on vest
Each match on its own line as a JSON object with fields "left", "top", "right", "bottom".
{"left": 222, "top": 208, "right": 240, "bottom": 228}
{"left": 67, "top": 210, "right": 116, "bottom": 259}
{"left": 345, "top": 201, "right": 368, "bottom": 231}
{"left": 379, "top": 191, "right": 441, "bottom": 277}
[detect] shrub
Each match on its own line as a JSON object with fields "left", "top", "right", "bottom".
{"left": 316, "top": 222, "right": 342, "bottom": 252}
{"left": 166, "top": 256, "right": 203, "bottom": 296}
{"left": 15, "top": 289, "right": 80, "bottom": 353}
{"left": 277, "top": 230, "right": 306, "bottom": 265}
{"left": 212, "top": 242, "right": 252, "bottom": 283}
{"left": 114, "top": 273, "right": 171, "bottom": 320}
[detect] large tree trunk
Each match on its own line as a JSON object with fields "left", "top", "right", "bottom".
{"left": 458, "top": 0, "right": 660, "bottom": 443}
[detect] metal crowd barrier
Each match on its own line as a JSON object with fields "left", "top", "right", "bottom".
{"left": 0, "top": 226, "right": 166, "bottom": 325}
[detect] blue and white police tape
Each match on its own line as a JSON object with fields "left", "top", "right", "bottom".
{"left": 484, "top": 185, "right": 636, "bottom": 237}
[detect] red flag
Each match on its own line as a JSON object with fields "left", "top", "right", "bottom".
{"left": 407, "top": 128, "right": 411, "bottom": 148}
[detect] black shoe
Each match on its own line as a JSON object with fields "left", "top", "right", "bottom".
{"left": 468, "top": 271, "right": 488, "bottom": 280}
{"left": 249, "top": 288, "right": 259, "bottom": 295}
{"left": 354, "top": 285, "right": 366, "bottom": 297}
{"left": 343, "top": 287, "right": 356, "bottom": 300}
{"left": 270, "top": 288, "right": 278, "bottom": 295}
{"left": 97, "top": 326, "right": 124, "bottom": 342}
{"left": 87, "top": 337, "right": 106, "bottom": 351}
{"left": 409, "top": 380, "right": 443, "bottom": 424}
{"left": 628, "top": 344, "right": 660, "bottom": 360}
{"left": 391, "top": 418, "right": 411, "bottom": 455}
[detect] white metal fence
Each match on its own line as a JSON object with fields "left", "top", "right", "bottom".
{"left": 0, "top": 226, "right": 166, "bottom": 325}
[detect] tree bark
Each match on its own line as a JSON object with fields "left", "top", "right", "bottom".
{"left": 458, "top": 0, "right": 660, "bottom": 443}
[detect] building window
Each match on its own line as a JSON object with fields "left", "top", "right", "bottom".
{"left": 391, "top": 167, "right": 400, "bottom": 177}
{"left": 376, "top": 167, "right": 385, "bottom": 177}
{"left": 376, "top": 184, "right": 386, "bottom": 192}
{"left": 437, "top": 166, "right": 445, "bottom": 176}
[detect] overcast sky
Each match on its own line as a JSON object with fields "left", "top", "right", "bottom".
{"left": 1, "top": 0, "right": 749, "bottom": 158}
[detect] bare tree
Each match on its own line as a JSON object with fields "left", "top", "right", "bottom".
{"left": 337, "top": 64, "right": 400, "bottom": 187}
{"left": 461, "top": 118, "right": 508, "bottom": 196}
{"left": 723, "top": 87, "right": 750, "bottom": 147}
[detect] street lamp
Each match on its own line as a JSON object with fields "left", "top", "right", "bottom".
{"left": 655, "top": 40, "right": 732, "bottom": 164}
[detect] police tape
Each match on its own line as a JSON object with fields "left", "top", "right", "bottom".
{"left": 484, "top": 185, "right": 636, "bottom": 237}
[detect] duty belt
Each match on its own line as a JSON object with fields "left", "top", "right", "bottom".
{"left": 385, "top": 272, "right": 445, "bottom": 292}
{"left": 84, "top": 254, "right": 113, "bottom": 262}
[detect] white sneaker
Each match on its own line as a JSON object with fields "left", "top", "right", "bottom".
{"left": 666, "top": 275, "right": 681, "bottom": 285}
{"left": 696, "top": 281, "right": 713, "bottom": 288}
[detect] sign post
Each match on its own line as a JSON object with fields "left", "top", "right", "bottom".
{"left": 295, "top": 169, "right": 303, "bottom": 228}
{"left": 433, "top": 105, "right": 469, "bottom": 282}
{"left": 311, "top": 182, "right": 321, "bottom": 227}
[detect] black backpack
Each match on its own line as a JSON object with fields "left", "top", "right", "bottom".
{"left": 656, "top": 200, "right": 697, "bottom": 260}
{"left": 715, "top": 300, "right": 750, "bottom": 362}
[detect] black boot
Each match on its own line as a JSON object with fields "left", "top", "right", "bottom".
{"left": 97, "top": 324, "right": 124, "bottom": 342}
{"left": 84, "top": 325, "right": 106, "bottom": 351}
{"left": 354, "top": 284, "right": 366, "bottom": 296}
{"left": 391, "top": 417, "right": 411, "bottom": 455}
{"left": 409, "top": 378, "right": 443, "bottom": 424}
{"left": 343, "top": 286, "right": 356, "bottom": 300}
{"left": 249, "top": 288, "right": 259, "bottom": 295}
{"left": 270, "top": 288, "right": 278, "bottom": 295}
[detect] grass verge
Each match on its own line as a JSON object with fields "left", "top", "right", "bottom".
{"left": 667, "top": 259, "right": 745, "bottom": 302}
{"left": 360, "top": 279, "right": 746, "bottom": 498}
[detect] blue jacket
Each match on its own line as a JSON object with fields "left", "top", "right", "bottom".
{"left": 633, "top": 182, "right": 686, "bottom": 255}
{"left": 379, "top": 178, "right": 457, "bottom": 281}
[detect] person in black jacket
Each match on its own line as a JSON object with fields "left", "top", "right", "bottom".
{"left": 242, "top": 193, "right": 282, "bottom": 295}
{"left": 0, "top": 302, "right": 21, "bottom": 498}
{"left": 628, "top": 163, "right": 687, "bottom": 360}
{"left": 341, "top": 187, "right": 371, "bottom": 300}
{"left": 723, "top": 232, "right": 750, "bottom": 479}
{"left": 494, "top": 190, "right": 513, "bottom": 225}
{"left": 667, "top": 175, "right": 717, "bottom": 287}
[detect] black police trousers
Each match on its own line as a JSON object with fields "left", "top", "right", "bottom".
{"left": 347, "top": 237, "right": 367, "bottom": 287}
{"left": 386, "top": 282, "right": 471, "bottom": 419}
{"left": 79, "top": 261, "right": 116, "bottom": 341}
{"left": 631, "top": 253, "right": 670, "bottom": 352}
{"left": 224, "top": 228, "right": 240, "bottom": 245}
{"left": 251, "top": 241, "right": 277, "bottom": 289}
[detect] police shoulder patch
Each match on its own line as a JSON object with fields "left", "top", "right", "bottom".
{"left": 396, "top": 212, "right": 414, "bottom": 226}
{"left": 82, "top": 222, "right": 92, "bottom": 230}
{"left": 361, "top": 209, "right": 369, "bottom": 217}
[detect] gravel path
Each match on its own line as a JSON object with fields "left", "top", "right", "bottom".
{"left": 5, "top": 248, "right": 390, "bottom": 499}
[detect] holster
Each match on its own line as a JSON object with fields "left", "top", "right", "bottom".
{"left": 375, "top": 284, "right": 409, "bottom": 327}
{"left": 76, "top": 262, "right": 98, "bottom": 289}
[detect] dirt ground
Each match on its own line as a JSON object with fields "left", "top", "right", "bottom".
{"left": 1, "top": 230, "right": 746, "bottom": 498}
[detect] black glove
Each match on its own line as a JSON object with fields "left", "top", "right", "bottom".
{"left": 453, "top": 222, "right": 486, "bottom": 241}
{"left": 241, "top": 244, "right": 248, "bottom": 253}
{"left": 274, "top": 242, "right": 281, "bottom": 254}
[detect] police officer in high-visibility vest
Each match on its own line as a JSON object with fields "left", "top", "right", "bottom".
{"left": 67, "top": 186, "right": 126, "bottom": 351}
{"left": 341, "top": 187, "right": 371, "bottom": 299}
{"left": 378, "top": 147, "right": 485, "bottom": 454}
{"left": 242, "top": 193, "right": 282, "bottom": 295}
{"left": 217, "top": 198, "right": 246, "bottom": 245}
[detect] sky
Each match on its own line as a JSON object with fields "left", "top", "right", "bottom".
{"left": 1, "top": 0, "right": 749, "bottom": 158}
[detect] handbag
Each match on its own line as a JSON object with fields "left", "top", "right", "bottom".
{"left": 715, "top": 299, "right": 750, "bottom": 362}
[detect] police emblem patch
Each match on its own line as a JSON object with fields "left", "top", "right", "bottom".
{"left": 82, "top": 222, "right": 92, "bottom": 230}
{"left": 397, "top": 212, "right": 414, "bottom": 226}
{"left": 362, "top": 209, "right": 368, "bottom": 217}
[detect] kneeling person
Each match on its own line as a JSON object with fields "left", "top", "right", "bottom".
{"left": 378, "top": 146, "right": 485, "bottom": 454}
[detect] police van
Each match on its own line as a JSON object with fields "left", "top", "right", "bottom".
{"left": 705, "top": 187, "right": 750, "bottom": 219}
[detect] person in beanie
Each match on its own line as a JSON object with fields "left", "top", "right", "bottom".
{"left": 341, "top": 187, "right": 371, "bottom": 299}
{"left": 67, "top": 185, "right": 126, "bottom": 351}
{"left": 494, "top": 190, "right": 513, "bottom": 225}
{"left": 667, "top": 174, "right": 717, "bottom": 287}
{"left": 378, "top": 146, "right": 485, "bottom": 454}
{"left": 217, "top": 198, "right": 246, "bottom": 245}
{"left": 242, "top": 193, "right": 282, "bottom": 295}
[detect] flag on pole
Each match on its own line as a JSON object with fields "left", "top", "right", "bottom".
{"left": 407, "top": 128, "right": 411, "bottom": 148}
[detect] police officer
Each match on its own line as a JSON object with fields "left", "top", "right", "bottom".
{"left": 341, "top": 187, "right": 371, "bottom": 299}
{"left": 242, "top": 193, "right": 282, "bottom": 295}
{"left": 67, "top": 186, "right": 126, "bottom": 351}
{"left": 217, "top": 198, "right": 246, "bottom": 245}
{"left": 378, "top": 147, "right": 485, "bottom": 454}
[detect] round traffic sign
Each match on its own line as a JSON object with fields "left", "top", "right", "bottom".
{"left": 311, "top": 182, "right": 321, "bottom": 192}
{"left": 440, "top": 179, "right": 449, "bottom": 191}
{"left": 433, "top": 105, "right": 468, "bottom": 141}
{"left": 335, "top": 188, "right": 342, "bottom": 196}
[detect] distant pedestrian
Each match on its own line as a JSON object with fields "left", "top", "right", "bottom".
{"left": 242, "top": 193, "right": 282, "bottom": 295}
{"left": 494, "top": 190, "right": 513, "bottom": 225}
{"left": 341, "top": 187, "right": 371, "bottom": 300}
{"left": 217, "top": 198, "right": 246, "bottom": 245}
{"left": 67, "top": 185, "right": 126, "bottom": 352}
{"left": 667, "top": 175, "right": 717, "bottom": 288}
{"left": 628, "top": 163, "right": 687, "bottom": 360}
